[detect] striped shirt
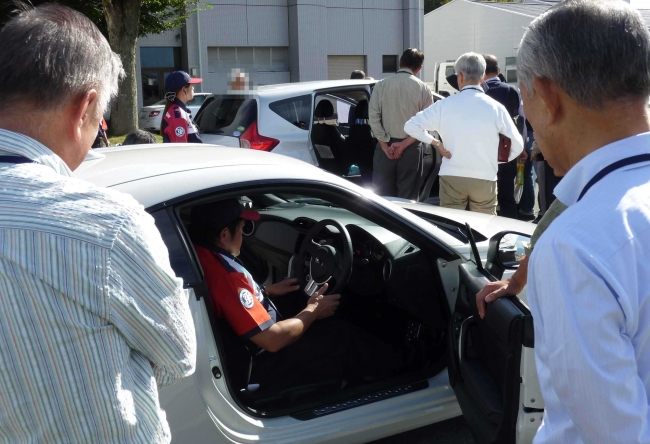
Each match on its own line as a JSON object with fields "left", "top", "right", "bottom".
{"left": 0, "top": 129, "right": 196, "bottom": 443}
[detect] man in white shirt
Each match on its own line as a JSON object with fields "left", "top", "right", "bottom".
{"left": 518, "top": 1, "right": 650, "bottom": 442}
{"left": 404, "top": 53, "right": 523, "bottom": 214}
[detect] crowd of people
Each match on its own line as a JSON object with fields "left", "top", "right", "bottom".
{"left": 0, "top": 0, "right": 649, "bottom": 443}
{"left": 367, "top": 47, "right": 566, "bottom": 221}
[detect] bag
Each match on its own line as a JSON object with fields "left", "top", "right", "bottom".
{"left": 498, "top": 134, "right": 511, "bottom": 163}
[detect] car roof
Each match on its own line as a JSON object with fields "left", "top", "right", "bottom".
{"left": 76, "top": 143, "right": 313, "bottom": 188}
{"left": 217, "top": 79, "right": 443, "bottom": 102}
{"left": 74, "top": 144, "right": 471, "bottom": 252}
{"left": 220, "top": 80, "right": 375, "bottom": 99}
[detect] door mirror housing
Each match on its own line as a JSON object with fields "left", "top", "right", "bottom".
{"left": 486, "top": 231, "right": 531, "bottom": 279}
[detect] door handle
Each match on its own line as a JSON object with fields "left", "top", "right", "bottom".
{"left": 458, "top": 315, "right": 476, "bottom": 365}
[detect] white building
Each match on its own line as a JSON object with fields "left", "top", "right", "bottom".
{"left": 136, "top": 0, "right": 425, "bottom": 107}
{"left": 423, "top": 0, "right": 650, "bottom": 85}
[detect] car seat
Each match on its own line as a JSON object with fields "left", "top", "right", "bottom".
{"left": 344, "top": 99, "right": 375, "bottom": 187}
{"left": 311, "top": 100, "right": 347, "bottom": 176}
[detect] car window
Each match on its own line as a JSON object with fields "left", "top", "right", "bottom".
{"left": 194, "top": 96, "right": 257, "bottom": 136}
{"left": 269, "top": 94, "right": 312, "bottom": 130}
{"left": 186, "top": 95, "right": 209, "bottom": 107}
{"left": 153, "top": 99, "right": 167, "bottom": 106}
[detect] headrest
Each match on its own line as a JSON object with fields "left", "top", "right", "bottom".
{"left": 354, "top": 100, "right": 369, "bottom": 119}
{"left": 314, "top": 100, "right": 334, "bottom": 118}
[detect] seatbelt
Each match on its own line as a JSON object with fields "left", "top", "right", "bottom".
{"left": 0, "top": 156, "right": 36, "bottom": 165}
{"left": 577, "top": 153, "right": 650, "bottom": 202}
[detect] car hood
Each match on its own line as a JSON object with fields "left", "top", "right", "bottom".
{"left": 388, "top": 198, "right": 536, "bottom": 239}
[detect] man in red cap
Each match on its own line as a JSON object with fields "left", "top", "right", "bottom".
{"left": 193, "top": 199, "right": 401, "bottom": 393}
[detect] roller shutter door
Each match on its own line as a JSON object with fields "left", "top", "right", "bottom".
{"left": 327, "top": 56, "right": 366, "bottom": 80}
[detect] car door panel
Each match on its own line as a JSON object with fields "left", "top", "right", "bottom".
{"left": 449, "top": 262, "right": 534, "bottom": 444}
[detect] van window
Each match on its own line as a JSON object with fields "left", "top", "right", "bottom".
{"left": 269, "top": 94, "right": 312, "bottom": 130}
{"left": 186, "top": 95, "right": 210, "bottom": 108}
{"left": 445, "top": 66, "right": 455, "bottom": 77}
{"left": 194, "top": 96, "right": 257, "bottom": 136}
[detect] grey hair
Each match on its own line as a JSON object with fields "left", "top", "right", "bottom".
{"left": 455, "top": 53, "right": 486, "bottom": 84}
{"left": 0, "top": 3, "right": 124, "bottom": 117}
{"left": 518, "top": 0, "right": 650, "bottom": 110}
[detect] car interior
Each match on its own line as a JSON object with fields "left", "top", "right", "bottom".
{"left": 178, "top": 189, "right": 456, "bottom": 419}
{"left": 310, "top": 90, "right": 442, "bottom": 200}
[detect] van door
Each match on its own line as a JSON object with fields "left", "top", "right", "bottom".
{"left": 309, "top": 85, "right": 373, "bottom": 181}
{"left": 448, "top": 231, "right": 544, "bottom": 443}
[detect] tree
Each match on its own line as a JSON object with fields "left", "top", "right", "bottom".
{"left": 425, "top": 0, "right": 516, "bottom": 14}
{"left": 27, "top": 0, "right": 204, "bottom": 136}
{"left": 424, "top": 0, "right": 452, "bottom": 14}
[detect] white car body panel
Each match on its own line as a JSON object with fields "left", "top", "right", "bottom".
{"left": 75, "top": 144, "right": 539, "bottom": 444}
{"left": 199, "top": 80, "right": 376, "bottom": 166}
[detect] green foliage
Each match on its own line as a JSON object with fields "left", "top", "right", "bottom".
{"left": 424, "top": 0, "right": 453, "bottom": 14}
{"left": 28, "top": 0, "right": 207, "bottom": 37}
{"left": 425, "top": 0, "right": 515, "bottom": 14}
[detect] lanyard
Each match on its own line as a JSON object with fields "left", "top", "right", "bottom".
{"left": 578, "top": 153, "right": 650, "bottom": 202}
{"left": 0, "top": 155, "right": 36, "bottom": 165}
{"left": 461, "top": 86, "right": 483, "bottom": 93}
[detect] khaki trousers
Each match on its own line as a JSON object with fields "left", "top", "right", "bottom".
{"left": 439, "top": 175, "right": 497, "bottom": 215}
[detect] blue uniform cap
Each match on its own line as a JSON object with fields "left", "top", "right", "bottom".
{"left": 165, "top": 71, "right": 202, "bottom": 92}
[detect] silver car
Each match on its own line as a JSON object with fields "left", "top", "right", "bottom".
{"left": 195, "top": 81, "right": 444, "bottom": 201}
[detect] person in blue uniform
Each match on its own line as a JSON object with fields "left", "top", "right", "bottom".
{"left": 160, "top": 71, "right": 203, "bottom": 143}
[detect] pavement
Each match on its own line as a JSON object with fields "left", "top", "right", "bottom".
{"left": 369, "top": 416, "right": 476, "bottom": 444}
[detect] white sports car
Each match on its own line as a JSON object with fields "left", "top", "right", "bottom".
{"left": 76, "top": 144, "right": 541, "bottom": 444}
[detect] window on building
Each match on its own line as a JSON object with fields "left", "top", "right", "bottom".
{"left": 269, "top": 95, "right": 312, "bottom": 130}
{"left": 140, "top": 47, "right": 181, "bottom": 69}
{"left": 207, "top": 47, "right": 289, "bottom": 73}
{"left": 505, "top": 57, "right": 517, "bottom": 84}
{"left": 140, "top": 47, "right": 182, "bottom": 106}
{"left": 506, "top": 69, "right": 518, "bottom": 83}
{"left": 382, "top": 55, "right": 398, "bottom": 73}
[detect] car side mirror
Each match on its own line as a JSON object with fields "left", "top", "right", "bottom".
{"left": 485, "top": 231, "right": 531, "bottom": 280}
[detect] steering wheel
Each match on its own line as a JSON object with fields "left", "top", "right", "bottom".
{"left": 297, "top": 219, "right": 353, "bottom": 297}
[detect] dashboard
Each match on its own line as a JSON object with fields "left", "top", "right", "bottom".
{"left": 243, "top": 201, "right": 441, "bottom": 325}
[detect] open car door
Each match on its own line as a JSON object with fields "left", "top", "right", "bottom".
{"left": 447, "top": 228, "right": 544, "bottom": 444}
{"left": 309, "top": 84, "right": 442, "bottom": 202}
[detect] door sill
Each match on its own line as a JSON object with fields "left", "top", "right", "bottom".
{"left": 291, "top": 380, "right": 429, "bottom": 421}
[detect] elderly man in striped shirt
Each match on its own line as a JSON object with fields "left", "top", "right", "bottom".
{"left": 0, "top": 4, "right": 196, "bottom": 443}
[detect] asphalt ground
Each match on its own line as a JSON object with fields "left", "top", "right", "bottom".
{"left": 369, "top": 416, "right": 476, "bottom": 444}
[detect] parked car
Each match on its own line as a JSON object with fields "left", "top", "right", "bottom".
{"left": 76, "top": 144, "right": 540, "bottom": 444}
{"left": 194, "top": 81, "right": 445, "bottom": 201}
{"left": 138, "top": 93, "right": 213, "bottom": 132}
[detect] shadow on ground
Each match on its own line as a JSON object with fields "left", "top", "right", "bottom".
{"left": 369, "top": 416, "right": 476, "bottom": 444}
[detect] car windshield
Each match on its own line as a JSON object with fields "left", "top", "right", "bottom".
{"left": 275, "top": 193, "right": 338, "bottom": 207}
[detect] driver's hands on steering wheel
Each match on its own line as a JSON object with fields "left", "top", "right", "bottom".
{"left": 306, "top": 283, "right": 341, "bottom": 319}
{"left": 265, "top": 278, "right": 300, "bottom": 297}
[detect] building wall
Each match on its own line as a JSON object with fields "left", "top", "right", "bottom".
{"left": 136, "top": 0, "right": 424, "bottom": 108}
{"left": 136, "top": 29, "right": 183, "bottom": 109}
{"left": 423, "top": 0, "right": 532, "bottom": 83}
